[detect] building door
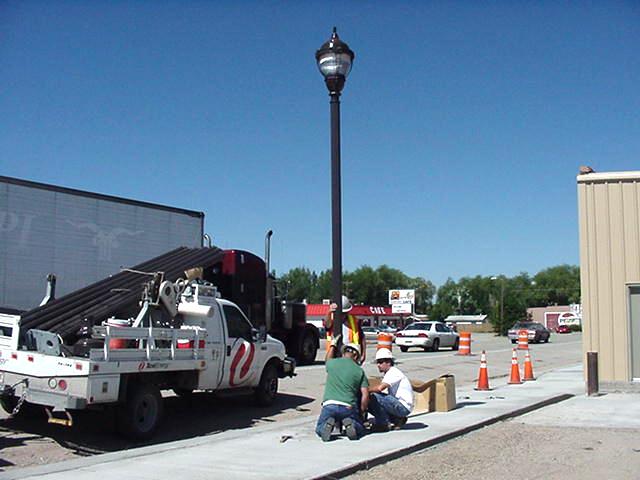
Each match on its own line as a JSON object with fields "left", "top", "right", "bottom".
{"left": 629, "top": 286, "right": 640, "bottom": 380}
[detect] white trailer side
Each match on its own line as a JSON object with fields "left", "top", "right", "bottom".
{"left": 0, "top": 176, "right": 204, "bottom": 311}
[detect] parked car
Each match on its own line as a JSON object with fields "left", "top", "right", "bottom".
{"left": 507, "top": 322, "right": 551, "bottom": 344}
{"left": 555, "top": 324, "right": 571, "bottom": 334}
{"left": 361, "top": 326, "right": 379, "bottom": 340}
{"left": 394, "top": 322, "right": 460, "bottom": 352}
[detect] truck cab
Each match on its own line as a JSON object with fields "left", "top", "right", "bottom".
{"left": 177, "top": 283, "right": 292, "bottom": 396}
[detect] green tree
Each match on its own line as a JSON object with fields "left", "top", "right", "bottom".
{"left": 313, "top": 269, "right": 332, "bottom": 303}
{"left": 431, "top": 279, "right": 459, "bottom": 321}
{"left": 346, "top": 266, "right": 383, "bottom": 305}
{"left": 279, "top": 267, "right": 316, "bottom": 302}
{"left": 408, "top": 276, "right": 436, "bottom": 313}
{"left": 532, "top": 265, "right": 581, "bottom": 305}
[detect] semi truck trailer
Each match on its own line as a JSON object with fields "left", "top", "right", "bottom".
{"left": 0, "top": 175, "right": 204, "bottom": 312}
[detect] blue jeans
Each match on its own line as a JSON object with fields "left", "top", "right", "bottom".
{"left": 368, "top": 392, "right": 411, "bottom": 426}
{"left": 315, "top": 403, "right": 366, "bottom": 439}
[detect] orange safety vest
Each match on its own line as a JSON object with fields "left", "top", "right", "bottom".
{"left": 325, "top": 313, "right": 360, "bottom": 345}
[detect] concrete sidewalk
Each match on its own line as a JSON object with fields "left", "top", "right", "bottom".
{"left": 1, "top": 365, "right": 592, "bottom": 480}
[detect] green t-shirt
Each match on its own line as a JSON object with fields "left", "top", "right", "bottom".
{"left": 322, "top": 357, "right": 369, "bottom": 406}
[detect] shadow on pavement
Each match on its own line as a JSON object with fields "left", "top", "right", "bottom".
{"left": 455, "top": 401, "right": 485, "bottom": 408}
{"left": 0, "top": 391, "right": 314, "bottom": 457}
{"left": 402, "top": 422, "right": 428, "bottom": 431}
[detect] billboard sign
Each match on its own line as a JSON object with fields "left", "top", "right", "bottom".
{"left": 388, "top": 289, "right": 415, "bottom": 305}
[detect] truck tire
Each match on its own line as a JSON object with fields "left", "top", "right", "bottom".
{"left": 297, "top": 330, "right": 318, "bottom": 366}
{"left": 400, "top": 346, "right": 408, "bottom": 352}
{"left": 117, "top": 383, "right": 164, "bottom": 440}
{"left": 253, "top": 362, "right": 278, "bottom": 407}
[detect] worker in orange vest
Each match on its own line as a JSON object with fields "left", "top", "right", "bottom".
{"left": 324, "top": 295, "right": 366, "bottom": 365}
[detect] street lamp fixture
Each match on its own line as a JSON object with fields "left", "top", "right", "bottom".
{"left": 316, "top": 27, "right": 355, "bottom": 345}
{"left": 316, "top": 27, "right": 355, "bottom": 95}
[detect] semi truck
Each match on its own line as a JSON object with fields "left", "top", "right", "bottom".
{"left": 0, "top": 273, "right": 295, "bottom": 439}
{"left": 0, "top": 175, "right": 204, "bottom": 313}
{"left": 212, "top": 232, "right": 320, "bottom": 366}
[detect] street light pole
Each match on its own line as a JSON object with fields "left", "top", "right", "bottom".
{"left": 500, "top": 280, "right": 505, "bottom": 327}
{"left": 316, "top": 28, "right": 355, "bottom": 346}
{"left": 491, "top": 276, "right": 505, "bottom": 328}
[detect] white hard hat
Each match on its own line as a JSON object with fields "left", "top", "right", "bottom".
{"left": 342, "top": 295, "right": 353, "bottom": 312}
{"left": 342, "top": 342, "right": 361, "bottom": 356}
{"left": 375, "top": 348, "right": 394, "bottom": 361}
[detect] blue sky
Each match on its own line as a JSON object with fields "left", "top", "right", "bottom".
{"left": 1, "top": 2, "right": 639, "bottom": 287}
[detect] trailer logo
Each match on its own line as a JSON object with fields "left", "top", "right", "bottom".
{"left": 229, "top": 341, "right": 255, "bottom": 387}
{"left": 0, "top": 211, "right": 36, "bottom": 247}
{"left": 66, "top": 221, "right": 143, "bottom": 261}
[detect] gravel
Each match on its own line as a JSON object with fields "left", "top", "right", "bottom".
{"left": 347, "top": 420, "right": 640, "bottom": 480}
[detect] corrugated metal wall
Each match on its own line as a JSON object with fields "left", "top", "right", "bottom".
{"left": 578, "top": 172, "right": 640, "bottom": 382}
{"left": 1, "top": 181, "right": 203, "bottom": 311}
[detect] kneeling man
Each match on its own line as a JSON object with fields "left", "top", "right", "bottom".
{"left": 368, "top": 348, "right": 413, "bottom": 431}
{"left": 315, "top": 338, "right": 369, "bottom": 441}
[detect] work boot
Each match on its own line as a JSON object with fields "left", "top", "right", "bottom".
{"left": 392, "top": 417, "right": 408, "bottom": 430}
{"left": 370, "top": 423, "right": 390, "bottom": 433}
{"left": 342, "top": 417, "right": 359, "bottom": 440}
{"left": 321, "top": 417, "right": 336, "bottom": 442}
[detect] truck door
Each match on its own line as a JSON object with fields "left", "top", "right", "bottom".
{"left": 179, "top": 301, "right": 225, "bottom": 390}
{"left": 220, "top": 304, "right": 260, "bottom": 389}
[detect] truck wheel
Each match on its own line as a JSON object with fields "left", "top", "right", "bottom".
{"left": 254, "top": 362, "right": 278, "bottom": 406}
{"left": 400, "top": 346, "right": 408, "bottom": 352}
{"left": 298, "top": 331, "right": 318, "bottom": 366}
{"left": 117, "top": 383, "right": 164, "bottom": 440}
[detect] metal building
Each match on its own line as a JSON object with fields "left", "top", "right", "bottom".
{"left": 578, "top": 170, "right": 640, "bottom": 390}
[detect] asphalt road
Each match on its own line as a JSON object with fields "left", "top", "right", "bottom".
{"left": 0, "top": 332, "right": 582, "bottom": 472}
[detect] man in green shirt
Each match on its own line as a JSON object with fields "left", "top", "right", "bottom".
{"left": 315, "top": 337, "right": 369, "bottom": 441}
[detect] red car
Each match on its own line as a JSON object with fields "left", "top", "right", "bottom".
{"left": 555, "top": 324, "right": 571, "bottom": 334}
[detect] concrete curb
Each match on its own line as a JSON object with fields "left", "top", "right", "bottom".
{"left": 311, "top": 393, "right": 575, "bottom": 480}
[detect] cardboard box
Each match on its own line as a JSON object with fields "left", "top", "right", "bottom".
{"left": 411, "top": 374, "right": 456, "bottom": 414}
{"left": 368, "top": 377, "right": 382, "bottom": 389}
{"left": 368, "top": 374, "right": 456, "bottom": 414}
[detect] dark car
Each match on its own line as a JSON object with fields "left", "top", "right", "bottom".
{"left": 507, "top": 322, "right": 551, "bottom": 344}
{"left": 555, "top": 324, "right": 571, "bottom": 334}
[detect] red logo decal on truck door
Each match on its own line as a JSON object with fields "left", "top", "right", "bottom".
{"left": 230, "top": 342, "right": 256, "bottom": 386}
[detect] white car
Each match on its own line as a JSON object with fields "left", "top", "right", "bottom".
{"left": 394, "top": 322, "right": 460, "bottom": 352}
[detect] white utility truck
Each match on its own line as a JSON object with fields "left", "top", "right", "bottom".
{"left": 0, "top": 274, "right": 295, "bottom": 439}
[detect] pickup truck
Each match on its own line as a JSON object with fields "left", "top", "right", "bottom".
{"left": 0, "top": 278, "right": 295, "bottom": 439}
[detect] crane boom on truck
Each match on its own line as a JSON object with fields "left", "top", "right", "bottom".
{"left": 0, "top": 273, "right": 295, "bottom": 439}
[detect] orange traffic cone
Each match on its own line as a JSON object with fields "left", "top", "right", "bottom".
{"left": 523, "top": 350, "right": 536, "bottom": 381}
{"left": 508, "top": 348, "right": 522, "bottom": 384}
{"left": 474, "top": 350, "right": 491, "bottom": 391}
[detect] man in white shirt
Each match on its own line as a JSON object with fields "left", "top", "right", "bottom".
{"left": 367, "top": 348, "right": 413, "bottom": 431}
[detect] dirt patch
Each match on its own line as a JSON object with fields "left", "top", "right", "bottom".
{"left": 347, "top": 421, "right": 640, "bottom": 480}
